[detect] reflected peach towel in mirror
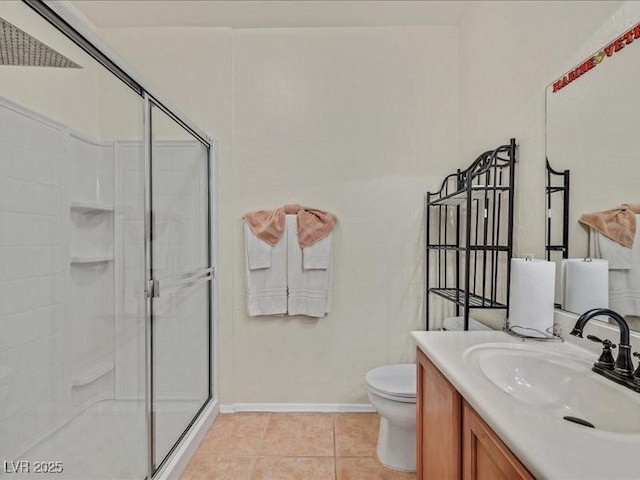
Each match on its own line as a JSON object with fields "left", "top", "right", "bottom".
{"left": 579, "top": 203, "right": 640, "bottom": 248}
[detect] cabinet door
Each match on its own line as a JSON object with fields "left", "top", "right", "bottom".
{"left": 417, "top": 348, "right": 462, "bottom": 480}
{"left": 462, "top": 401, "right": 534, "bottom": 480}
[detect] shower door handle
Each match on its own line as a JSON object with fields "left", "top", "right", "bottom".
{"left": 146, "top": 280, "right": 160, "bottom": 298}
{"left": 147, "top": 267, "right": 214, "bottom": 298}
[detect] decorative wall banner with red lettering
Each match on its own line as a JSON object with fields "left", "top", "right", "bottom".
{"left": 552, "top": 21, "right": 640, "bottom": 93}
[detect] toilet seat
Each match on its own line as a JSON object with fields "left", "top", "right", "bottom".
{"left": 365, "top": 364, "right": 416, "bottom": 402}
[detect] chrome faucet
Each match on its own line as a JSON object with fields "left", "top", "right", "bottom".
{"left": 570, "top": 308, "right": 639, "bottom": 392}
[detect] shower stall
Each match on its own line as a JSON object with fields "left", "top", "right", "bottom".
{"left": 0, "top": 1, "right": 218, "bottom": 479}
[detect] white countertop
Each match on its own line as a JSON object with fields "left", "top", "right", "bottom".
{"left": 412, "top": 330, "right": 640, "bottom": 480}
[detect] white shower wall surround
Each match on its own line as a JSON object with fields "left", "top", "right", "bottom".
{"left": 0, "top": 96, "right": 207, "bottom": 476}
{"left": 0, "top": 99, "right": 69, "bottom": 459}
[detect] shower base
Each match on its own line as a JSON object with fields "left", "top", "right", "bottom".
{"left": 6, "top": 399, "right": 203, "bottom": 480}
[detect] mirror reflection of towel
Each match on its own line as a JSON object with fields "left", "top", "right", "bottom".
{"left": 591, "top": 215, "right": 640, "bottom": 316}
{"left": 579, "top": 203, "right": 640, "bottom": 248}
{"left": 591, "top": 231, "right": 631, "bottom": 270}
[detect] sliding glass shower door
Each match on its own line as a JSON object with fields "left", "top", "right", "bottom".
{"left": 148, "top": 103, "right": 212, "bottom": 471}
{"left": 0, "top": 2, "right": 148, "bottom": 478}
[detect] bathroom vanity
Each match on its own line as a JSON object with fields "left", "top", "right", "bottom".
{"left": 413, "top": 330, "right": 640, "bottom": 479}
{"left": 416, "top": 347, "right": 532, "bottom": 479}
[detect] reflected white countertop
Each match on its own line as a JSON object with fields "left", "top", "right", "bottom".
{"left": 411, "top": 330, "right": 640, "bottom": 480}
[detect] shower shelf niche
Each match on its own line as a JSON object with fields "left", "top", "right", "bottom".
{"left": 70, "top": 200, "right": 114, "bottom": 214}
{"left": 70, "top": 255, "right": 114, "bottom": 265}
{"left": 72, "top": 360, "right": 115, "bottom": 387}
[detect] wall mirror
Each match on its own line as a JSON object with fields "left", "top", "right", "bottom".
{"left": 546, "top": 2, "right": 640, "bottom": 329}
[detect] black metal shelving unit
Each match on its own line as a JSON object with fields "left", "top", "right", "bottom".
{"left": 545, "top": 158, "right": 570, "bottom": 309}
{"left": 545, "top": 158, "right": 570, "bottom": 261}
{"left": 425, "top": 139, "right": 517, "bottom": 331}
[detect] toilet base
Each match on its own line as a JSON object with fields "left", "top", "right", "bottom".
{"left": 376, "top": 416, "right": 416, "bottom": 472}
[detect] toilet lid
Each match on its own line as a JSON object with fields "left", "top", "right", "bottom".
{"left": 366, "top": 364, "right": 416, "bottom": 398}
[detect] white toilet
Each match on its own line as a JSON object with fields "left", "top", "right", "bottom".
{"left": 365, "top": 364, "right": 417, "bottom": 472}
{"left": 365, "top": 317, "right": 493, "bottom": 472}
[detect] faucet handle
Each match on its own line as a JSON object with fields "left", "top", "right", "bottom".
{"left": 587, "top": 335, "right": 616, "bottom": 349}
{"left": 593, "top": 338, "right": 616, "bottom": 370}
{"left": 602, "top": 339, "right": 616, "bottom": 350}
{"left": 633, "top": 353, "right": 640, "bottom": 380}
{"left": 587, "top": 334, "right": 606, "bottom": 344}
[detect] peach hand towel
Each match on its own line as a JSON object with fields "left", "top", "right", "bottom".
{"left": 243, "top": 204, "right": 338, "bottom": 248}
{"left": 579, "top": 203, "right": 640, "bottom": 248}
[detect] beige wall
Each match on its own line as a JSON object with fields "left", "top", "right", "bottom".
{"left": 457, "top": 0, "right": 623, "bottom": 328}
{"left": 547, "top": 2, "right": 640, "bottom": 259}
{"left": 99, "top": 25, "right": 458, "bottom": 404}
{"left": 231, "top": 27, "right": 458, "bottom": 403}
{"left": 95, "top": 0, "right": 628, "bottom": 403}
{"left": 458, "top": 0, "right": 623, "bottom": 258}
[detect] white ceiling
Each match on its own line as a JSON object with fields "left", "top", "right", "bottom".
{"left": 70, "top": 1, "right": 467, "bottom": 29}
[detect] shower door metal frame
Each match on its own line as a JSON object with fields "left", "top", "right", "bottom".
{"left": 144, "top": 97, "right": 215, "bottom": 476}
{"left": 22, "top": 2, "right": 220, "bottom": 480}
{"left": 144, "top": 94, "right": 154, "bottom": 479}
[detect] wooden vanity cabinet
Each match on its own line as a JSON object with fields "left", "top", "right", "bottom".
{"left": 462, "top": 402, "right": 534, "bottom": 480}
{"left": 417, "top": 348, "right": 533, "bottom": 480}
{"left": 417, "top": 348, "right": 461, "bottom": 478}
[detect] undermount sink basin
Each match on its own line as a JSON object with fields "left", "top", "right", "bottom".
{"left": 463, "top": 343, "right": 640, "bottom": 434}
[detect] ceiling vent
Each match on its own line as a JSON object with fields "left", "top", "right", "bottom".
{"left": 0, "top": 17, "right": 81, "bottom": 68}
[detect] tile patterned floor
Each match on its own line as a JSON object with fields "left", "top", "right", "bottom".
{"left": 181, "top": 412, "right": 416, "bottom": 480}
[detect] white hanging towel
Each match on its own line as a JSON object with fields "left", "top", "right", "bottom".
{"left": 591, "top": 216, "right": 640, "bottom": 316}
{"left": 591, "top": 230, "right": 632, "bottom": 270}
{"left": 244, "top": 222, "right": 287, "bottom": 316}
{"left": 303, "top": 234, "right": 332, "bottom": 270}
{"left": 287, "top": 214, "right": 332, "bottom": 317}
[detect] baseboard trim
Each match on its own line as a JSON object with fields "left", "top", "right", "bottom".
{"left": 219, "top": 403, "right": 375, "bottom": 413}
